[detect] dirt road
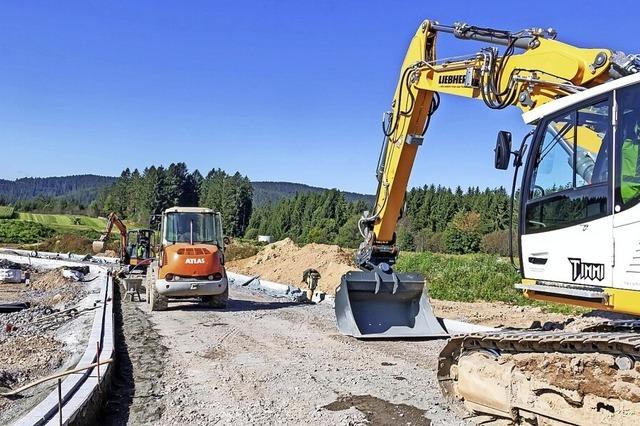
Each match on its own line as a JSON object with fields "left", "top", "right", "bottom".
{"left": 106, "top": 282, "right": 468, "bottom": 425}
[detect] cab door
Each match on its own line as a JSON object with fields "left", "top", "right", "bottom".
{"left": 612, "top": 82, "right": 640, "bottom": 291}
{"left": 520, "top": 96, "right": 613, "bottom": 287}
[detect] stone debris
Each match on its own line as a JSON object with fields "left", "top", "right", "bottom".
{"left": 0, "top": 261, "right": 99, "bottom": 423}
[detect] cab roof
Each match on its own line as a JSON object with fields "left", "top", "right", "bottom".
{"left": 522, "top": 72, "right": 640, "bottom": 125}
{"left": 164, "top": 206, "right": 217, "bottom": 214}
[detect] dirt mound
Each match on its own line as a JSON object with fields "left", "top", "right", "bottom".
{"left": 30, "top": 268, "right": 73, "bottom": 291}
{"left": 508, "top": 352, "right": 640, "bottom": 403}
{"left": 227, "top": 238, "right": 355, "bottom": 294}
{"left": 38, "top": 234, "right": 93, "bottom": 254}
{"left": 0, "top": 335, "right": 66, "bottom": 386}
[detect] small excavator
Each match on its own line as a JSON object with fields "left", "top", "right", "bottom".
{"left": 93, "top": 212, "right": 154, "bottom": 269}
{"left": 335, "top": 19, "right": 640, "bottom": 423}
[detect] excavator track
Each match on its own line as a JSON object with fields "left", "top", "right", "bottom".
{"left": 438, "top": 327, "right": 640, "bottom": 425}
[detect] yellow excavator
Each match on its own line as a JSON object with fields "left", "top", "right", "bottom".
{"left": 335, "top": 19, "right": 640, "bottom": 423}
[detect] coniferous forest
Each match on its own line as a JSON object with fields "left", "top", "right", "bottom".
{"left": 1, "top": 164, "right": 515, "bottom": 255}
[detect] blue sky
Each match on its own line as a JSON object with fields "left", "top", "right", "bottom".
{"left": 0, "top": 1, "right": 635, "bottom": 193}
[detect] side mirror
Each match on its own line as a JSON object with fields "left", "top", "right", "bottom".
{"left": 494, "top": 130, "right": 512, "bottom": 170}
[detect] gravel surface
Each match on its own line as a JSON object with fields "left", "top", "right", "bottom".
{"left": 106, "top": 281, "right": 468, "bottom": 425}
{"left": 0, "top": 263, "right": 100, "bottom": 423}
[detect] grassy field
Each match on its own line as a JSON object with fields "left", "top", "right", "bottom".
{"left": 0, "top": 206, "right": 15, "bottom": 219}
{"left": 0, "top": 211, "right": 112, "bottom": 250}
{"left": 15, "top": 213, "right": 106, "bottom": 239}
{"left": 17, "top": 213, "right": 106, "bottom": 230}
{"left": 396, "top": 251, "right": 587, "bottom": 315}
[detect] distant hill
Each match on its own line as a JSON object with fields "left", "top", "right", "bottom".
{"left": 252, "top": 181, "right": 374, "bottom": 206}
{"left": 0, "top": 175, "right": 116, "bottom": 204}
{"left": 0, "top": 174, "right": 373, "bottom": 208}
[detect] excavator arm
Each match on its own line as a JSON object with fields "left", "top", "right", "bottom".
{"left": 358, "top": 20, "right": 635, "bottom": 267}
{"left": 337, "top": 19, "right": 640, "bottom": 339}
{"left": 93, "top": 212, "right": 128, "bottom": 262}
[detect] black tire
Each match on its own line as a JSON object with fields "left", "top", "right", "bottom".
{"left": 150, "top": 277, "right": 168, "bottom": 311}
{"left": 145, "top": 262, "right": 156, "bottom": 304}
{"left": 203, "top": 286, "right": 228, "bottom": 309}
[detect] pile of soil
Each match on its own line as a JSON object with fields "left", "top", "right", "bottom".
{"left": 228, "top": 238, "right": 356, "bottom": 294}
{"left": 0, "top": 335, "right": 66, "bottom": 387}
{"left": 38, "top": 234, "right": 93, "bottom": 254}
{"left": 1, "top": 268, "right": 86, "bottom": 308}
{"left": 30, "top": 268, "right": 73, "bottom": 291}
{"left": 101, "top": 250, "right": 117, "bottom": 258}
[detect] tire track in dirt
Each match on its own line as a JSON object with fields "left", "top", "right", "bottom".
{"left": 106, "top": 284, "right": 467, "bottom": 425}
{"left": 102, "top": 285, "right": 168, "bottom": 425}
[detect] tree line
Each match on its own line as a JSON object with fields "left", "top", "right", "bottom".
{"left": 2, "top": 163, "right": 516, "bottom": 255}
{"left": 94, "top": 163, "right": 253, "bottom": 236}
{"left": 0, "top": 175, "right": 115, "bottom": 204}
{"left": 247, "top": 184, "right": 515, "bottom": 255}
{"left": 245, "top": 190, "right": 368, "bottom": 247}
{"left": 397, "top": 185, "right": 515, "bottom": 255}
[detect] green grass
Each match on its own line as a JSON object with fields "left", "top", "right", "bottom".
{"left": 17, "top": 213, "right": 106, "bottom": 230}
{"left": 0, "top": 219, "right": 56, "bottom": 244}
{"left": 0, "top": 206, "right": 15, "bottom": 219}
{"left": 396, "top": 251, "right": 588, "bottom": 315}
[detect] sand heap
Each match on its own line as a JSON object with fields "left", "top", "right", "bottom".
{"left": 30, "top": 268, "right": 73, "bottom": 291}
{"left": 228, "top": 238, "right": 356, "bottom": 294}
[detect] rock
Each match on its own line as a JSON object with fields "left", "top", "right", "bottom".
{"left": 570, "top": 358, "right": 584, "bottom": 374}
{"left": 290, "top": 289, "right": 309, "bottom": 303}
{"left": 62, "top": 269, "right": 84, "bottom": 281}
{"left": 312, "top": 291, "right": 326, "bottom": 303}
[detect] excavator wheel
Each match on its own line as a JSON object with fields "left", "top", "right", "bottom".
{"left": 202, "top": 286, "right": 228, "bottom": 309}
{"left": 149, "top": 282, "right": 168, "bottom": 311}
{"left": 146, "top": 261, "right": 168, "bottom": 311}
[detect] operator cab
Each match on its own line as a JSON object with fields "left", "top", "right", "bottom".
{"left": 161, "top": 207, "right": 225, "bottom": 249}
{"left": 127, "top": 228, "right": 154, "bottom": 267}
{"left": 497, "top": 72, "right": 640, "bottom": 315}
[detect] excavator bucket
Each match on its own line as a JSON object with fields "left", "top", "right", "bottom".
{"left": 335, "top": 269, "right": 448, "bottom": 339}
{"left": 92, "top": 241, "right": 106, "bottom": 253}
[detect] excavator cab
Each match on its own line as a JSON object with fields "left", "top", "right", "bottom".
{"left": 127, "top": 228, "right": 154, "bottom": 266}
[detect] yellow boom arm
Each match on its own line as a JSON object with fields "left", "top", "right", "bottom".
{"left": 357, "top": 20, "right": 635, "bottom": 267}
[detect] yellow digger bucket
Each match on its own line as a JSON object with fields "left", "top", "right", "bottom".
{"left": 335, "top": 269, "right": 448, "bottom": 339}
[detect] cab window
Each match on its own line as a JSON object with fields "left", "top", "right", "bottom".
{"left": 616, "top": 84, "right": 640, "bottom": 209}
{"left": 525, "top": 98, "right": 610, "bottom": 233}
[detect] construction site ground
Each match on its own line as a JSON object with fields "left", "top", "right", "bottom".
{"left": 0, "top": 266, "right": 100, "bottom": 423}
{"left": 104, "top": 282, "right": 469, "bottom": 425}
{"left": 6, "top": 241, "right": 633, "bottom": 425}
{"left": 227, "top": 238, "right": 573, "bottom": 329}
